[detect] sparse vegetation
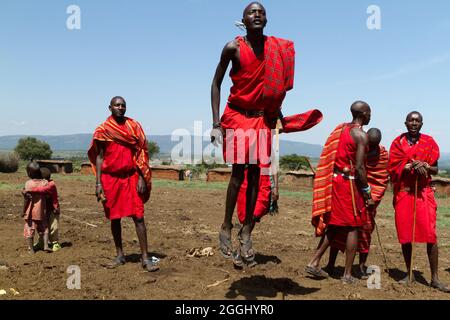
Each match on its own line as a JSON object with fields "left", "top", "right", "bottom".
{"left": 148, "top": 140, "right": 160, "bottom": 158}
{"left": 14, "top": 137, "right": 52, "bottom": 160}
{"left": 0, "top": 152, "right": 20, "bottom": 173}
{"left": 280, "top": 154, "right": 311, "bottom": 171}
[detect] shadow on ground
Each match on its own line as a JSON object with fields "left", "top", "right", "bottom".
{"left": 388, "top": 268, "right": 429, "bottom": 286}
{"left": 225, "top": 275, "right": 320, "bottom": 300}
{"left": 125, "top": 252, "right": 167, "bottom": 263}
{"left": 254, "top": 253, "right": 281, "bottom": 266}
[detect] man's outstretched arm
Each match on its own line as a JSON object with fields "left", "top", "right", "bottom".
{"left": 210, "top": 41, "right": 237, "bottom": 144}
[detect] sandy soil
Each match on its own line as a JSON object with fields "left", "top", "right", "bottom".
{"left": 1, "top": 171, "right": 450, "bottom": 300}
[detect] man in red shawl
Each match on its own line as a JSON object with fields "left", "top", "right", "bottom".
{"left": 306, "top": 128, "right": 389, "bottom": 279}
{"left": 88, "top": 96, "right": 159, "bottom": 272}
{"left": 210, "top": 2, "right": 295, "bottom": 267}
{"left": 306, "top": 101, "right": 374, "bottom": 284}
{"left": 388, "top": 111, "right": 449, "bottom": 292}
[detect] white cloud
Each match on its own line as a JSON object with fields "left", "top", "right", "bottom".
{"left": 337, "top": 53, "right": 450, "bottom": 85}
{"left": 8, "top": 120, "right": 27, "bottom": 126}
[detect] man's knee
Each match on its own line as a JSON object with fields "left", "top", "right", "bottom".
{"left": 133, "top": 217, "right": 145, "bottom": 224}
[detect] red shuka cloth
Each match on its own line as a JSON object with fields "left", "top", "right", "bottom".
{"left": 329, "top": 125, "right": 365, "bottom": 227}
{"left": 236, "top": 164, "right": 272, "bottom": 224}
{"left": 388, "top": 133, "right": 440, "bottom": 244}
{"left": 311, "top": 123, "right": 346, "bottom": 236}
{"left": 235, "top": 109, "right": 323, "bottom": 223}
{"left": 221, "top": 36, "right": 295, "bottom": 165}
{"left": 330, "top": 146, "right": 389, "bottom": 253}
{"left": 88, "top": 116, "right": 152, "bottom": 220}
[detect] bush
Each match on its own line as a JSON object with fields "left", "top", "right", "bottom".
{"left": 280, "top": 154, "right": 311, "bottom": 171}
{"left": 148, "top": 140, "right": 160, "bottom": 158}
{"left": 14, "top": 137, "right": 53, "bottom": 160}
{"left": 0, "top": 152, "right": 20, "bottom": 173}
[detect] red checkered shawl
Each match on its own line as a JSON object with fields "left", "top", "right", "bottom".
{"left": 263, "top": 36, "right": 295, "bottom": 111}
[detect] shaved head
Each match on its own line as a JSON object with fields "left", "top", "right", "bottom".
{"left": 367, "top": 128, "right": 382, "bottom": 147}
{"left": 350, "top": 100, "right": 371, "bottom": 125}
{"left": 350, "top": 101, "right": 370, "bottom": 117}
{"left": 243, "top": 2, "right": 265, "bottom": 17}
{"left": 406, "top": 111, "right": 423, "bottom": 122}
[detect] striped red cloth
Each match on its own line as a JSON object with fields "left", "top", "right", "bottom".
{"left": 88, "top": 116, "right": 152, "bottom": 203}
{"left": 311, "top": 123, "right": 347, "bottom": 236}
{"left": 367, "top": 146, "right": 390, "bottom": 203}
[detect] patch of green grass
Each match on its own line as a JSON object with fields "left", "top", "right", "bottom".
{"left": 0, "top": 181, "right": 23, "bottom": 191}
{"left": 53, "top": 174, "right": 95, "bottom": 183}
{"left": 153, "top": 179, "right": 228, "bottom": 190}
{"left": 152, "top": 179, "right": 312, "bottom": 200}
{"left": 279, "top": 190, "right": 312, "bottom": 200}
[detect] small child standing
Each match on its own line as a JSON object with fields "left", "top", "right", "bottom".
{"left": 23, "top": 161, "right": 51, "bottom": 253}
{"left": 40, "top": 168, "right": 61, "bottom": 251}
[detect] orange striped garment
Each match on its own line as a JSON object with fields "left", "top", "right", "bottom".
{"left": 87, "top": 116, "right": 152, "bottom": 203}
{"left": 311, "top": 123, "right": 347, "bottom": 236}
{"left": 367, "top": 145, "right": 389, "bottom": 204}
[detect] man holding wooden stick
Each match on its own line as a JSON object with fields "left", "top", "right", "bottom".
{"left": 388, "top": 111, "right": 449, "bottom": 292}
{"left": 308, "top": 101, "right": 374, "bottom": 284}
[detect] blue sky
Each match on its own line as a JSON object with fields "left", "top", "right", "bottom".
{"left": 1, "top": 0, "right": 450, "bottom": 151}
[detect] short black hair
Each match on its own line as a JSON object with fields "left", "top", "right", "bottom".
{"left": 26, "top": 161, "right": 42, "bottom": 179}
{"left": 40, "top": 167, "right": 51, "bottom": 180}
{"left": 406, "top": 111, "right": 423, "bottom": 122}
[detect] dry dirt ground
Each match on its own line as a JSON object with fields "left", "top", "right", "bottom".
{"left": 1, "top": 171, "right": 450, "bottom": 300}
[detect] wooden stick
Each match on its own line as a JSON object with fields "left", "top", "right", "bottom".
{"left": 304, "top": 156, "right": 316, "bottom": 175}
{"left": 61, "top": 214, "right": 98, "bottom": 228}
{"left": 374, "top": 220, "right": 390, "bottom": 275}
{"left": 409, "top": 176, "right": 418, "bottom": 284}
{"left": 349, "top": 160, "right": 358, "bottom": 218}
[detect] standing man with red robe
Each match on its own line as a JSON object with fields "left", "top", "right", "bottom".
{"left": 308, "top": 101, "right": 374, "bottom": 284}
{"left": 388, "top": 111, "right": 449, "bottom": 292}
{"left": 210, "top": 2, "right": 295, "bottom": 267}
{"left": 88, "top": 96, "right": 159, "bottom": 272}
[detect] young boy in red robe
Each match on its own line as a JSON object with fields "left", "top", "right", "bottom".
{"left": 22, "top": 161, "right": 51, "bottom": 253}
{"left": 388, "top": 111, "right": 449, "bottom": 292}
{"left": 88, "top": 96, "right": 158, "bottom": 272}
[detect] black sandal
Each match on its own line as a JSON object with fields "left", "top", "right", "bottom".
{"left": 105, "top": 256, "right": 126, "bottom": 269}
{"left": 431, "top": 281, "right": 450, "bottom": 293}
{"left": 238, "top": 230, "right": 256, "bottom": 266}
{"left": 219, "top": 226, "right": 233, "bottom": 259}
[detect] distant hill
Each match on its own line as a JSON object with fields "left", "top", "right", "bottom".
{"left": 0, "top": 134, "right": 324, "bottom": 158}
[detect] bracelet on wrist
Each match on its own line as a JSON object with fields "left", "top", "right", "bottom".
{"left": 212, "top": 122, "right": 221, "bottom": 129}
{"left": 361, "top": 185, "right": 371, "bottom": 194}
